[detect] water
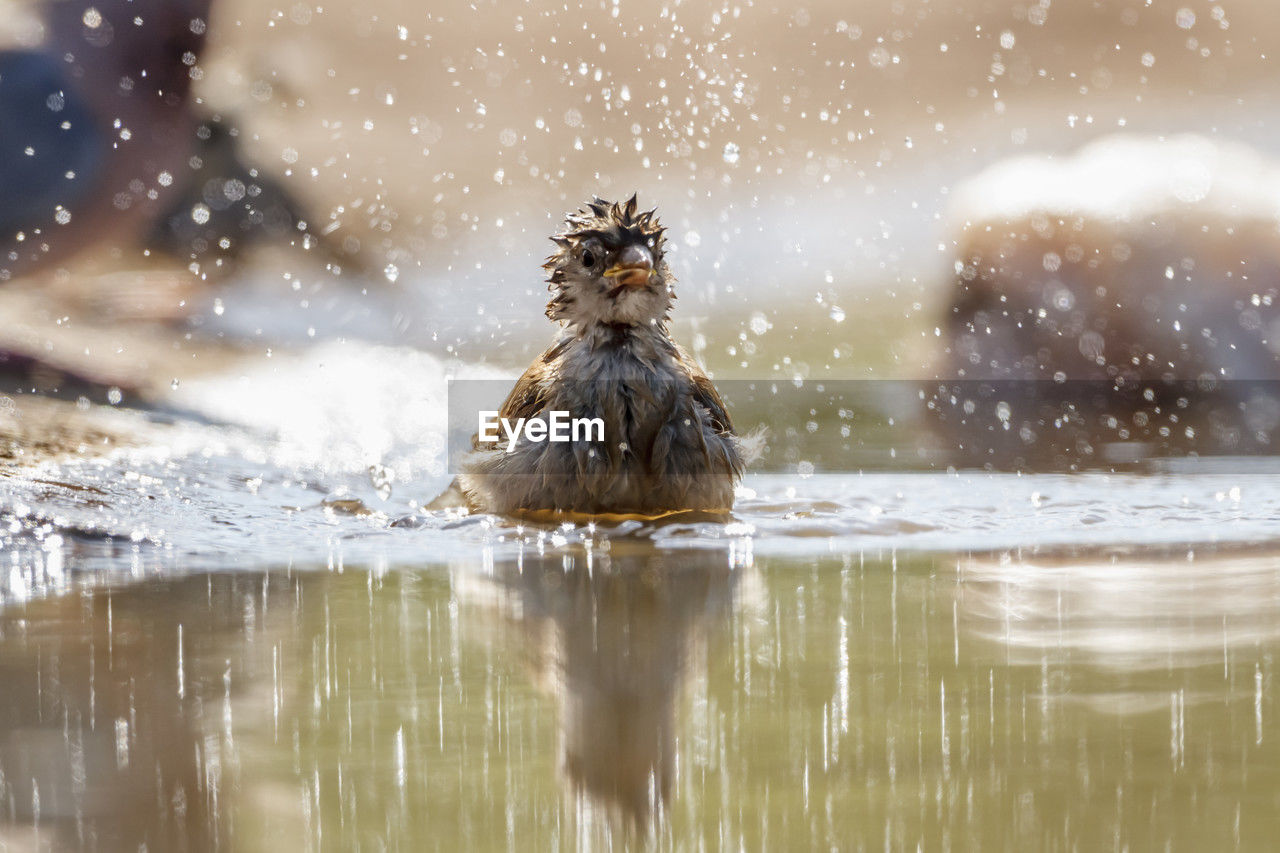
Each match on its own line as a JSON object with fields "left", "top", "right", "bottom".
{"left": 3, "top": 340, "right": 1279, "bottom": 577}
{"left": 4, "top": 543, "right": 1280, "bottom": 849}
{"left": 1, "top": 341, "right": 1280, "bottom": 848}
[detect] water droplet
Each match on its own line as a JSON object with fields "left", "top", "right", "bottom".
{"left": 368, "top": 464, "right": 395, "bottom": 501}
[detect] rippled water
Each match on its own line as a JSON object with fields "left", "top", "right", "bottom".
{"left": 4, "top": 543, "right": 1280, "bottom": 849}
{"left": 4, "top": 340, "right": 1280, "bottom": 581}
{"left": 6, "top": 457, "right": 1280, "bottom": 583}
{"left": 3, "top": 343, "right": 1280, "bottom": 849}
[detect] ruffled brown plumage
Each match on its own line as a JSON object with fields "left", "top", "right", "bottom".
{"left": 444, "top": 194, "right": 760, "bottom": 517}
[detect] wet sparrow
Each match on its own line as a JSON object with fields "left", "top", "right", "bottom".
{"left": 456, "top": 195, "right": 756, "bottom": 516}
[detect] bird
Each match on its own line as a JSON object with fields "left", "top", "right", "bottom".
{"left": 452, "top": 194, "right": 757, "bottom": 517}
{"left": 0, "top": 0, "right": 213, "bottom": 283}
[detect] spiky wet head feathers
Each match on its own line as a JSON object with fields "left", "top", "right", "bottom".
{"left": 543, "top": 194, "right": 674, "bottom": 329}
{"left": 559, "top": 194, "right": 666, "bottom": 249}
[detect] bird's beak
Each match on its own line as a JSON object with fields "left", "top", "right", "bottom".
{"left": 603, "top": 244, "right": 655, "bottom": 289}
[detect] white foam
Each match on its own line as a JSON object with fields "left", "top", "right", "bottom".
{"left": 951, "top": 134, "right": 1280, "bottom": 225}
{"left": 173, "top": 341, "right": 503, "bottom": 481}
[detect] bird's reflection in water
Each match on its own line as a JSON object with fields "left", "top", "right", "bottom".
{"left": 0, "top": 572, "right": 295, "bottom": 851}
{"left": 458, "top": 538, "right": 753, "bottom": 836}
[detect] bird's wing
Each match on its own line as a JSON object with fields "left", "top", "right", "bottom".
{"left": 499, "top": 342, "right": 566, "bottom": 421}
{"left": 497, "top": 365, "right": 551, "bottom": 424}
{"left": 0, "top": 51, "right": 103, "bottom": 235}
{"left": 679, "top": 347, "right": 735, "bottom": 434}
{"left": 465, "top": 341, "right": 564, "bottom": 450}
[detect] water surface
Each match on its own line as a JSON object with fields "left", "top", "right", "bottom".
{"left": 3, "top": 539, "right": 1279, "bottom": 850}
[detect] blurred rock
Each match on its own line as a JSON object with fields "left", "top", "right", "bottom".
{"left": 1, "top": 3, "right": 347, "bottom": 286}
{"left": 148, "top": 113, "right": 350, "bottom": 276}
{"left": 0, "top": 0, "right": 211, "bottom": 281}
{"left": 934, "top": 135, "right": 1280, "bottom": 468}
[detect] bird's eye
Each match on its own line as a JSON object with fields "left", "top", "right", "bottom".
{"left": 581, "top": 249, "right": 595, "bottom": 267}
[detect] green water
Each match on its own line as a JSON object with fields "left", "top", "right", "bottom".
{"left": 3, "top": 541, "right": 1278, "bottom": 850}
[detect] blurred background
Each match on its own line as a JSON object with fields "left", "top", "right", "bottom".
{"left": 4, "top": 0, "right": 1279, "bottom": 381}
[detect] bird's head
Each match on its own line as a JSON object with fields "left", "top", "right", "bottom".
{"left": 544, "top": 194, "right": 673, "bottom": 331}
